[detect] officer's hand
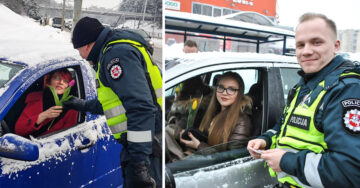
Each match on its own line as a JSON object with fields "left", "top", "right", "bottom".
{"left": 62, "top": 96, "right": 86, "bottom": 112}
{"left": 261, "top": 148, "right": 286, "bottom": 172}
{"left": 247, "top": 139, "right": 266, "bottom": 159}
{"left": 130, "top": 161, "right": 156, "bottom": 188}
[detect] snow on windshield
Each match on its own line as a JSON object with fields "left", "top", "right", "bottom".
{"left": 0, "top": 4, "right": 81, "bottom": 65}
{"left": 0, "top": 117, "right": 110, "bottom": 176}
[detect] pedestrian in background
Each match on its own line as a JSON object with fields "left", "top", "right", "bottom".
{"left": 183, "top": 39, "right": 198, "bottom": 53}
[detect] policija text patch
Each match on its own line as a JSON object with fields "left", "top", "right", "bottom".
{"left": 342, "top": 99, "right": 360, "bottom": 134}
{"left": 287, "top": 114, "right": 310, "bottom": 130}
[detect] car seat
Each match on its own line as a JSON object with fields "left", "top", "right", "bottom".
{"left": 212, "top": 74, "right": 222, "bottom": 86}
{"left": 247, "top": 83, "right": 263, "bottom": 137}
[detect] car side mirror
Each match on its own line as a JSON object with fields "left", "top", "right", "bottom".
{"left": 0, "top": 133, "right": 39, "bottom": 161}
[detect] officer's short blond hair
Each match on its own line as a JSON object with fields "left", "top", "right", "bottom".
{"left": 298, "top": 13, "right": 337, "bottom": 39}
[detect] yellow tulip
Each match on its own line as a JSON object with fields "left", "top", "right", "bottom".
{"left": 192, "top": 99, "right": 198, "bottom": 110}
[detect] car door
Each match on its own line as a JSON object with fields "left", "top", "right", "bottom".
{"left": 0, "top": 61, "right": 122, "bottom": 187}
{"left": 165, "top": 60, "right": 301, "bottom": 187}
{"left": 165, "top": 62, "right": 275, "bottom": 186}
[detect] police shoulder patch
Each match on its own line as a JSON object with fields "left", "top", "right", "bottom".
{"left": 342, "top": 99, "right": 360, "bottom": 134}
{"left": 109, "top": 63, "right": 123, "bottom": 80}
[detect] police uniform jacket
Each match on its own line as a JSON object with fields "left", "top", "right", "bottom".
{"left": 259, "top": 55, "right": 360, "bottom": 187}
{"left": 87, "top": 27, "right": 161, "bottom": 163}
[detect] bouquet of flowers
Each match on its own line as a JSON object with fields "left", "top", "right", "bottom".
{"left": 47, "top": 80, "right": 75, "bottom": 130}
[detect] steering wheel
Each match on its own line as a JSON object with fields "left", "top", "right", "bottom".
{"left": 0, "top": 120, "right": 11, "bottom": 136}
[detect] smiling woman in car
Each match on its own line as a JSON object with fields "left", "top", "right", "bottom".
{"left": 14, "top": 69, "right": 78, "bottom": 138}
{"left": 180, "top": 71, "right": 252, "bottom": 151}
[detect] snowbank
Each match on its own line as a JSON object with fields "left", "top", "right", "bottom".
{"left": 0, "top": 4, "right": 81, "bottom": 64}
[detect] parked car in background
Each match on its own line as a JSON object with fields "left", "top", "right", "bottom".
{"left": 0, "top": 55, "right": 123, "bottom": 187}
{"left": 50, "top": 17, "right": 62, "bottom": 28}
{"left": 121, "top": 28, "right": 155, "bottom": 54}
{"left": 165, "top": 52, "right": 301, "bottom": 188}
{"left": 65, "top": 19, "right": 73, "bottom": 30}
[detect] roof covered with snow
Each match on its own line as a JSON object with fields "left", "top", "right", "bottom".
{"left": 0, "top": 4, "right": 82, "bottom": 66}
{"left": 165, "top": 10, "right": 295, "bottom": 40}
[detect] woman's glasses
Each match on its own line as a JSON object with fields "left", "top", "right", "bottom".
{"left": 216, "top": 85, "right": 239, "bottom": 95}
{"left": 53, "top": 75, "right": 70, "bottom": 83}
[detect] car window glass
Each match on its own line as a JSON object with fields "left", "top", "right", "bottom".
{"left": 0, "top": 62, "right": 23, "bottom": 88}
{"left": 279, "top": 68, "right": 301, "bottom": 101}
{"left": 165, "top": 87, "right": 174, "bottom": 98}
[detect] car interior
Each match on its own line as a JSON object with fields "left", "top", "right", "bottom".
{"left": 165, "top": 68, "right": 264, "bottom": 160}
{"left": 1, "top": 66, "right": 86, "bottom": 138}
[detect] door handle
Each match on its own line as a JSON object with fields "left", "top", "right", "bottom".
{"left": 77, "top": 138, "right": 95, "bottom": 150}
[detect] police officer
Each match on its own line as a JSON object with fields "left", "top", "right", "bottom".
{"left": 247, "top": 13, "right": 360, "bottom": 187}
{"left": 68, "top": 17, "right": 162, "bottom": 188}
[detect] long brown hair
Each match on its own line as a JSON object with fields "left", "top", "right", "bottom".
{"left": 199, "top": 71, "right": 252, "bottom": 146}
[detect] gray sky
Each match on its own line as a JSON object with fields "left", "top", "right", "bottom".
{"left": 277, "top": 0, "right": 360, "bottom": 30}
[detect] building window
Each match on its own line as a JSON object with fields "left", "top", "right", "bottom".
{"left": 192, "top": 2, "right": 239, "bottom": 17}
{"left": 223, "top": 8, "right": 232, "bottom": 16}
{"left": 202, "top": 4, "right": 212, "bottom": 16}
{"left": 213, "top": 7, "right": 222, "bottom": 17}
{"left": 193, "top": 3, "right": 201, "bottom": 15}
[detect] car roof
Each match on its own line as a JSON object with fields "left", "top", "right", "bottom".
{"left": 0, "top": 41, "right": 82, "bottom": 66}
{"left": 165, "top": 10, "right": 294, "bottom": 41}
{"left": 166, "top": 52, "right": 298, "bottom": 81}
{"left": 0, "top": 4, "right": 82, "bottom": 66}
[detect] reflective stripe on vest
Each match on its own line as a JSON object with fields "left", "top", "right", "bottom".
{"left": 96, "top": 39, "right": 159, "bottom": 142}
{"left": 103, "top": 39, "right": 163, "bottom": 109}
{"left": 268, "top": 71, "right": 360, "bottom": 187}
{"left": 96, "top": 66, "right": 127, "bottom": 139}
{"left": 127, "top": 130, "right": 152, "bottom": 143}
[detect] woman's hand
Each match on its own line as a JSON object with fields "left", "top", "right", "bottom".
{"left": 180, "top": 130, "right": 200, "bottom": 149}
{"left": 37, "top": 106, "right": 63, "bottom": 124}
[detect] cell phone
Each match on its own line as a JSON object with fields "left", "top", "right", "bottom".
{"left": 249, "top": 147, "right": 263, "bottom": 154}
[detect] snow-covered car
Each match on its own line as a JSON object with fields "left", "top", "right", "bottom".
{"left": 165, "top": 52, "right": 300, "bottom": 187}
{"left": 0, "top": 4, "right": 124, "bottom": 187}
{"left": 0, "top": 56, "right": 123, "bottom": 187}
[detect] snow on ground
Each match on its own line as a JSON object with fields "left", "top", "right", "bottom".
{"left": 0, "top": 4, "right": 162, "bottom": 64}
{"left": 117, "top": 19, "right": 162, "bottom": 48}
{"left": 0, "top": 4, "right": 81, "bottom": 64}
{"left": 164, "top": 43, "right": 186, "bottom": 59}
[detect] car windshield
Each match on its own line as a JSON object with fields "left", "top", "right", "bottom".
{"left": 0, "top": 62, "right": 24, "bottom": 87}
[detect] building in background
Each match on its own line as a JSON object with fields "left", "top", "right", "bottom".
{"left": 164, "top": 0, "right": 294, "bottom": 54}
{"left": 165, "top": 0, "right": 277, "bottom": 22}
{"left": 339, "top": 29, "right": 360, "bottom": 53}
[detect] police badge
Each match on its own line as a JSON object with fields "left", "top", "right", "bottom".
{"left": 342, "top": 99, "right": 360, "bottom": 134}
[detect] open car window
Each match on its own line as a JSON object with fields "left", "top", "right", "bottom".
{"left": 3, "top": 66, "right": 86, "bottom": 138}
{"left": 166, "top": 68, "right": 262, "bottom": 159}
